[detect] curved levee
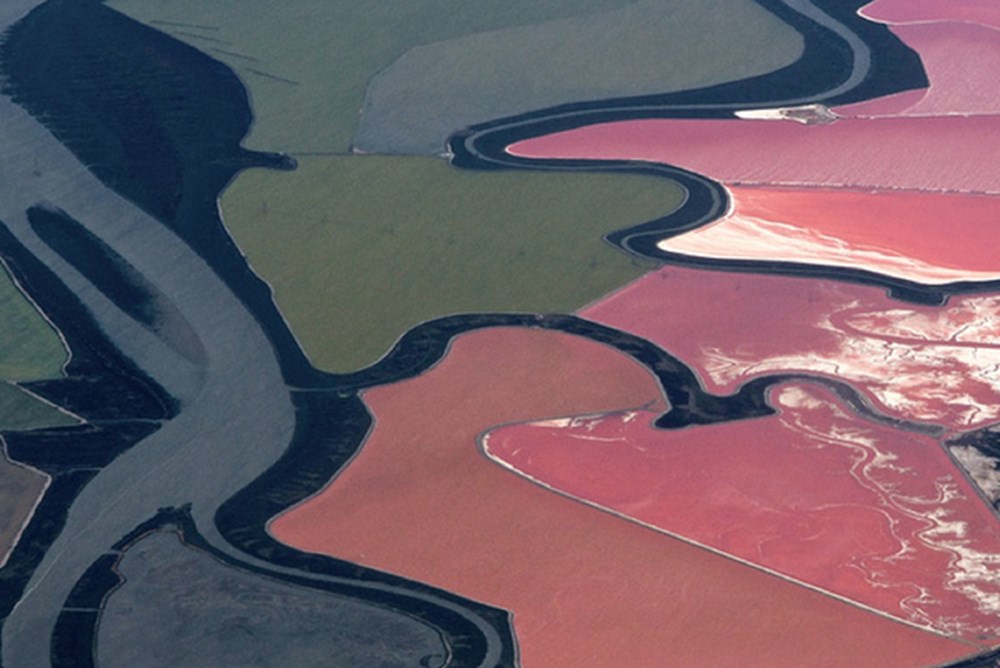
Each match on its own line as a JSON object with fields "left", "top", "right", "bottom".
{"left": 0, "top": 0, "right": 976, "bottom": 666}
{"left": 448, "top": 1, "right": 995, "bottom": 306}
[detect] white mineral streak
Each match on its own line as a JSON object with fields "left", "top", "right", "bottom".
{"left": 703, "top": 297, "right": 1000, "bottom": 428}
{"left": 658, "top": 213, "right": 1000, "bottom": 285}
{"left": 0, "top": 9, "right": 507, "bottom": 667}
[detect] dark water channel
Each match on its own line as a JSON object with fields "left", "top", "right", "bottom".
{"left": 1, "top": 1, "right": 981, "bottom": 667}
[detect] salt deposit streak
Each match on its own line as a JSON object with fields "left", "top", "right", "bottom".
{"left": 581, "top": 266, "right": 1000, "bottom": 431}
{"left": 484, "top": 381, "right": 1000, "bottom": 643}
{"left": 507, "top": 114, "right": 1000, "bottom": 194}
{"left": 659, "top": 186, "right": 1000, "bottom": 284}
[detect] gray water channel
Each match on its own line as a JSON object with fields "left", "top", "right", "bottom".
{"left": 0, "top": 0, "right": 875, "bottom": 665}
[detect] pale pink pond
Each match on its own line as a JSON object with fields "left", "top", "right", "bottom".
{"left": 485, "top": 381, "right": 1000, "bottom": 644}
{"left": 266, "top": 328, "right": 973, "bottom": 667}
{"left": 582, "top": 266, "right": 1000, "bottom": 431}
{"left": 508, "top": 16, "right": 1000, "bottom": 194}
{"left": 662, "top": 186, "right": 1000, "bottom": 285}
{"left": 838, "top": 21, "right": 1000, "bottom": 117}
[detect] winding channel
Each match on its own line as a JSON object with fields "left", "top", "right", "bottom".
{"left": 0, "top": 1, "right": 508, "bottom": 666}
{"left": 449, "top": 0, "right": 997, "bottom": 306}
{"left": 0, "top": 0, "right": 994, "bottom": 667}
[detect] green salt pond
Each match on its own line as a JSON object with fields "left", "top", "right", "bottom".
{"left": 0, "top": 383, "right": 74, "bottom": 432}
{"left": 0, "top": 269, "right": 69, "bottom": 430}
{"left": 222, "top": 155, "right": 682, "bottom": 372}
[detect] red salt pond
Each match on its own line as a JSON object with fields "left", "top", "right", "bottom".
{"left": 837, "top": 22, "right": 1000, "bottom": 117}
{"left": 507, "top": 114, "right": 1000, "bottom": 194}
{"left": 582, "top": 265, "right": 1000, "bottom": 431}
{"left": 483, "top": 380, "right": 1000, "bottom": 644}
{"left": 861, "top": 0, "right": 1000, "bottom": 30}
{"left": 269, "top": 327, "right": 972, "bottom": 667}
{"left": 660, "top": 185, "right": 1000, "bottom": 284}
{"left": 508, "top": 5, "right": 1000, "bottom": 194}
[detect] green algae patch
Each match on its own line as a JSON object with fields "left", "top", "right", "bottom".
{"left": 104, "top": 0, "right": 803, "bottom": 154}
{"left": 222, "top": 155, "right": 680, "bottom": 372}
{"left": 0, "top": 270, "right": 66, "bottom": 382}
{"left": 0, "top": 383, "right": 75, "bottom": 431}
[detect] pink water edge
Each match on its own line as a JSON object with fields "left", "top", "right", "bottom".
{"left": 508, "top": 114, "right": 1000, "bottom": 194}
{"left": 484, "top": 380, "right": 1000, "bottom": 644}
{"left": 492, "top": 2, "right": 1000, "bottom": 656}
{"left": 582, "top": 266, "right": 1000, "bottom": 431}
{"left": 837, "top": 21, "right": 1000, "bottom": 117}
{"left": 861, "top": 0, "right": 1000, "bottom": 30}
{"left": 508, "top": 8, "right": 1000, "bottom": 194}
{"left": 661, "top": 185, "right": 1000, "bottom": 284}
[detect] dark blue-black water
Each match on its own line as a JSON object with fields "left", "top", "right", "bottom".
{"left": 27, "top": 205, "right": 162, "bottom": 331}
{"left": 0, "top": 0, "right": 975, "bottom": 667}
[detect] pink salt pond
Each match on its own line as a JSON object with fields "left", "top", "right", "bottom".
{"left": 837, "top": 21, "right": 1000, "bottom": 117}
{"left": 508, "top": 6, "right": 1000, "bottom": 194}
{"left": 661, "top": 185, "right": 1000, "bottom": 285}
{"left": 582, "top": 265, "right": 1000, "bottom": 431}
{"left": 860, "top": 0, "right": 1000, "bottom": 31}
{"left": 484, "top": 380, "right": 1000, "bottom": 644}
{"left": 507, "top": 114, "right": 1000, "bottom": 194}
